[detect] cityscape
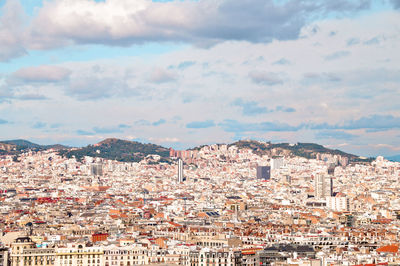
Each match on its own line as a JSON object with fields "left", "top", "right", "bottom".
{"left": 1, "top": 0, "right": 400, "bottom": 265}
{"left": 0, "top": 138, "right": 399, "bottom": 265}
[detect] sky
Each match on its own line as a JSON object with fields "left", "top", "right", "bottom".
{"left": 0, "top": 0, "right": 399, "bottom": 157}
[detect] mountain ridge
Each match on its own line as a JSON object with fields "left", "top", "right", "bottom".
{"left": 0, "top": 138, "right": 375, "bottom": 163}
{"left": 192, "top": 140, "right": 373, "bottom": 163}
{"left": 0, "top": 139, "right": 68, "bottom": 155}
{"left": 256, "top": 141, "right": 372, "bottom": 162}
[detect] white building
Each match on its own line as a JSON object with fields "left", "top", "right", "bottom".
{"left": 178, "top": 159, "right": 184, "bottom": 183}
{"left": 314, "top": 174, "right": 333, "bottom": 199}
{"left": 56, "top": 243, "right": 104, "bottom": 266}
{"left": 103, "top": 244, "right": 148, "bottom": 265}
{"left": 271, "top": 158, "right": 283, "bottom": 170}
{"left": 326, "top": 196, "right": 350, "bottom": 212}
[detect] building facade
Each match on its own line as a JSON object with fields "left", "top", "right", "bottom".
{"left": 256, "top": 166, "right": 270, "bottom": 180}
{"left": 178, "top": 159, "right": 184, "bottom": 183}
{"left": 0, "top": 247, "right": 9, "bottom": 266}
{"left": 314, "top": 174, "right": 333, "bottom": 199}
{"left": 326, "top": 196, "right": 350, "bottom": 212}
{"left": 55, "top": 243, "right": 104, "bottom": 266}
{"left": 189, "top": 249, "right": 242, "bottom": 266}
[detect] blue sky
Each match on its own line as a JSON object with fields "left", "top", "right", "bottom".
{"left": 0, "top": 0, "right": 399, "bottom": 157}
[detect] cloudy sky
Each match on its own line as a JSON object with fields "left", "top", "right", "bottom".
{"left": 0, "top": 0, "right": 399, "bottom": 157}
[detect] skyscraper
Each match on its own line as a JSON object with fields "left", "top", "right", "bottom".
{"left": 91, "top": 163, "right": 103, "bottom": 176}
{"left": 256, "top": 166, "right": 271, "bottom": 180}
{"left": 177, "top": 158, "right": 184, "bottom": 182}
{"left": 314, "top": 174, "right": 333, "bottom": 199}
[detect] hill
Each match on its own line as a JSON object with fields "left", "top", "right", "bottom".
{"left": 1, "top": 139, "right": 43, "bottom": 149}
{"left": 0, "top": 138, "right": 375, "bottom": 164}
{"left": 0, "top": 139, "right": 68, "bottom": 155}
{"left": 0, "top": 142, "right": 16, "bottom": 155}
{"left": 58, "top": 138, "right": 170, "bottom": 162}
{"left": 229, "top": 140, "right": 373, "bottom": 162}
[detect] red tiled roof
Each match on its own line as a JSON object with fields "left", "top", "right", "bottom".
{"left": 376, "top": 244, "right": 399, "bottom": 253}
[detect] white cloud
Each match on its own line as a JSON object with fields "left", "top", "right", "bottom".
{"left": 0, "top": 5, "right": 399, "bottom": 156}
{"left": 0, "top": 0, "right": 27, "bottom": 61}
{"left": 0, "top": 0, "right": 378, "bottom": 61}
{"left": 248, "top": 71, "right": 284, "bottom": 85}
{"left": 148, "top": 68, "right": 177, "bottom": 84}
{"left": 148, "top": 137, "right": 180, "bottom": 143}
{"left": 28, "top": 0, "right": 309, "bottom": 47}
{"left": 12, "top": 65, "right": 71, "bottom": 82}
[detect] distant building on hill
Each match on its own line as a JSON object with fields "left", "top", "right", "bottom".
{"left": 178, "top": 158, "right": 184, "bottom": 182}
{"left": 271, "top": 158, "right": 283, "bottom": 170}
{"left": 256, "top": 165, "right": 271, "bottom": 180}
{"left": 314, "top": 174, "right": 333, "bottom": 199}
{"left": 91, "top": 163, "right": 103, "bottom": 176}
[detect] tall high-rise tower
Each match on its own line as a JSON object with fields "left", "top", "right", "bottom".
{"left": 91, "top": 163, "right": 103, "bottom": 176}
{"left": 256, "top": 165, "right": 271, "bottom": 180}
{"left": 177, "top": 158, "right": 184, "bottom": 182}
{"left": 314, "top": 174, "right": 333, "bottom": 199}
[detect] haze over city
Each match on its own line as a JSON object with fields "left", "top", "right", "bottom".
{"left": 0, "top": 0, "right": 399, "bottom": 157}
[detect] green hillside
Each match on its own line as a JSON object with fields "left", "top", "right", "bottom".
{"left": 0, "top": 139, "right": 68, "bottom": 155}
{"left": 58, "top": 138, "right": 170, "bottom": 162}
{"left": 230, "top": 140, "right": 373, "bottom": 162}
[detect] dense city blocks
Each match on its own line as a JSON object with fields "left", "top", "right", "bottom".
{"left": 0, "top": 140, "right": 399, "bottom": 265}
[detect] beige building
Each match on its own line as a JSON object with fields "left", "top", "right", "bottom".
{"left": 0, "top": 247, "right": 9, "bottom": 266}
{"left": 10, "top": 237, "right": 35, "bottom": 266}
{"left": 10, "top": 237, "right": 55, "bottom": 266}
{"left": 189, "top": 249, "right": 242, "bottom": 266}
{"left": 56, "top": 243, "right": 104, "bottom": 266}
{"left": 326, "top": 196, "right": 350, "bottom": 212}
{"left": 192, "top": 235, "right": 242, "bottom": 249}
{"left": 103, "top": 245, "right": 147, "bottom": 266}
